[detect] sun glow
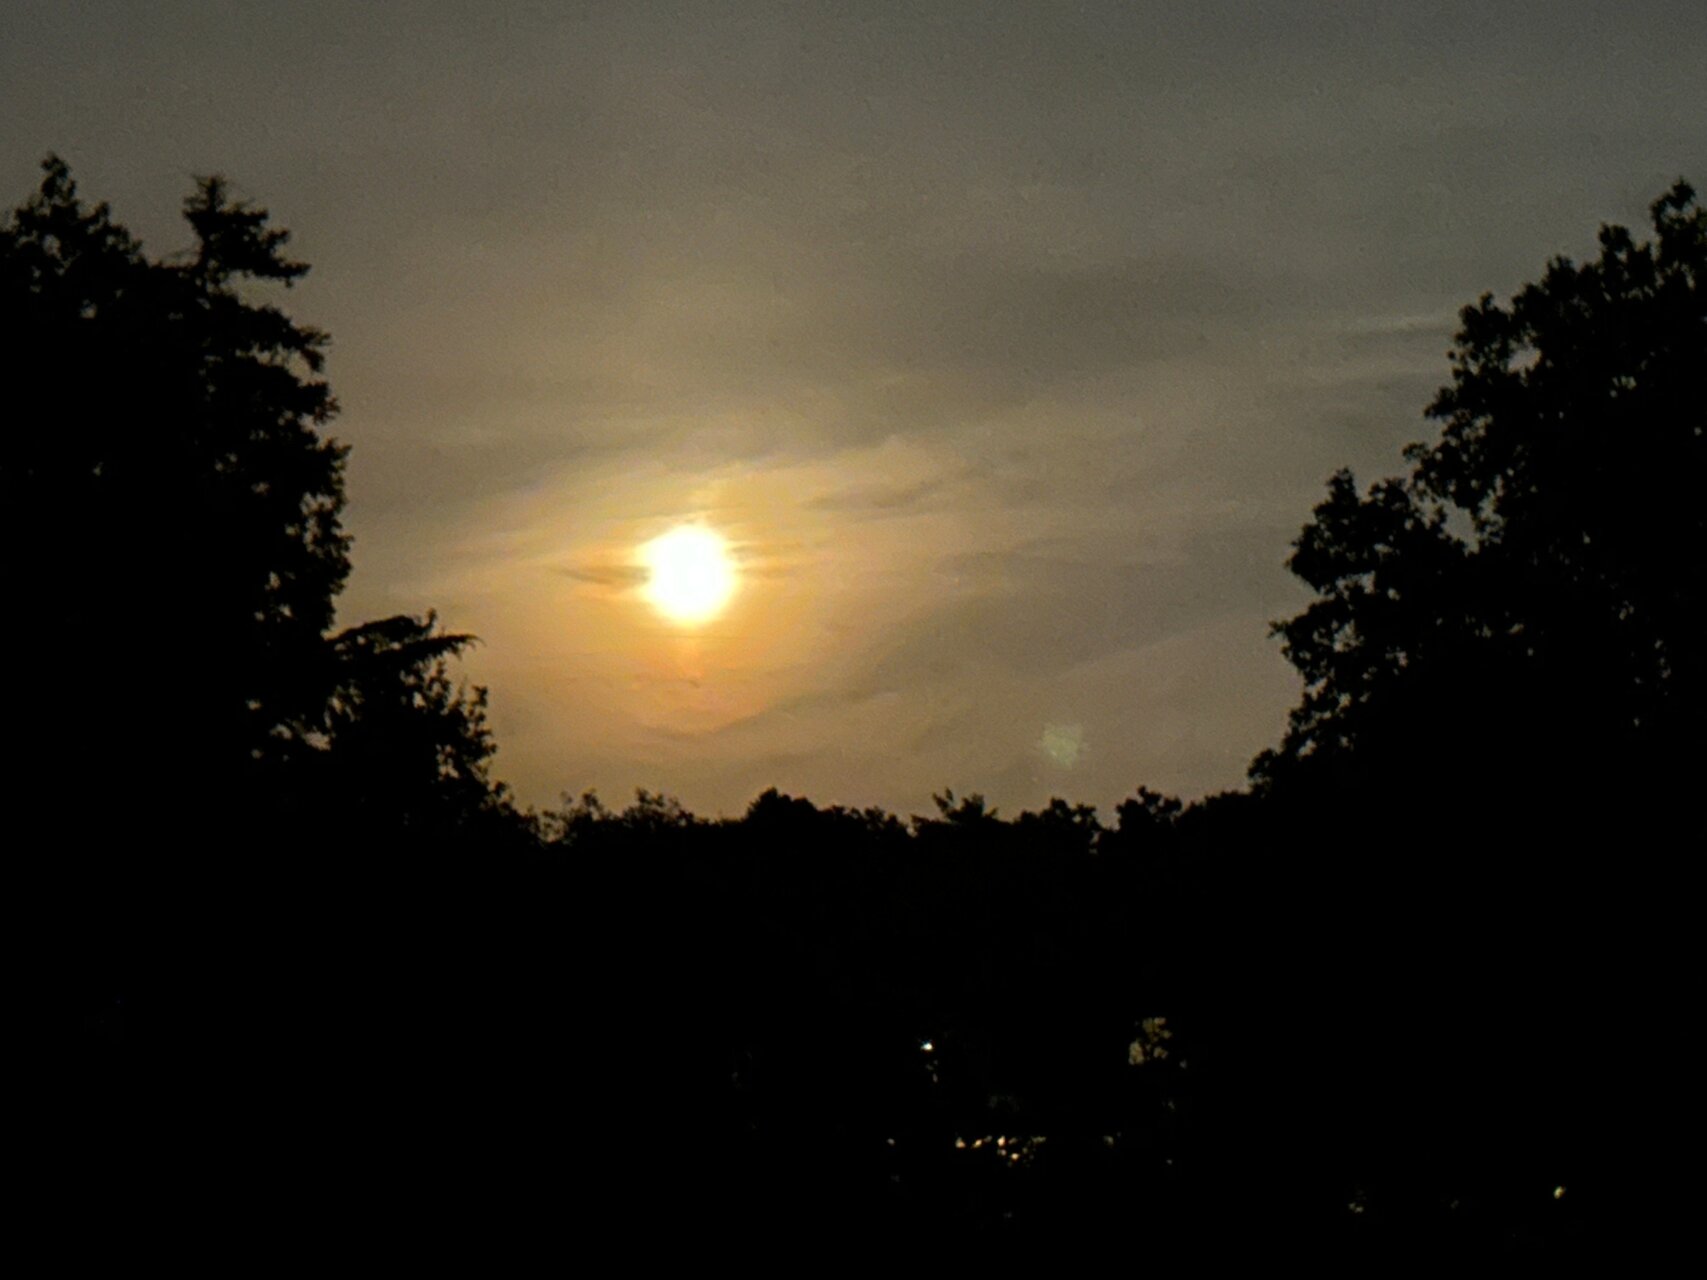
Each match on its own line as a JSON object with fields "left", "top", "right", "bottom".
{"left": 641, "top": 525, "right": 738, "bottom": 625}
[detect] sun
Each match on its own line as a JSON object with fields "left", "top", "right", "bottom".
{"left": 641, "top": 525, "right": 738, "bottom": 625}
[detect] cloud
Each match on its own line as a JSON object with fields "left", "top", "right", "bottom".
{"left": 859, "top": 521, "right": 1300, "bottom": 690}
{"left": 11, "top": 1, "right": 1702, "bottom": 819}
{"left": 554, "top": 562, "right": 649, "bottom": 589}
{"left": 805, "top": 475, "right": 950, "bottom": 516}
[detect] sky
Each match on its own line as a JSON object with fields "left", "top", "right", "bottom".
{"left": 5, "top": 1, "right": 1704, "bottom": 819}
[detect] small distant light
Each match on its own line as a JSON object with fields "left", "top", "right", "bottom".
{"left": 996, "top": 1136, "right": 1007, "bottom": 1148}
{"left": 954, "top": 1138, "right": 966, "bottom": 1149}
{"left": 885, "top": 1137, "right": 896, "bottom": 1147}
{"left": 920, "top": 1041, "right": 934, "bottom": 1053}
{"left": 1554, "top": 1185, "right": 1566, "bottom": 1200}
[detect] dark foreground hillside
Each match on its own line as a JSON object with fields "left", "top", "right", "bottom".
{"left": 53, "top": 782, "right": 1685, "bottom": 1262}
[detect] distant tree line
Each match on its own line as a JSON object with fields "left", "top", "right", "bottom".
{"left": 19, "top": 159, "right": 1699, "bottom": 1260}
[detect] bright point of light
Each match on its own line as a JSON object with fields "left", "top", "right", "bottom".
{"left": 920, "top": 1040, "right": 934, "bottom": 1052}
{"left": 1554, "top": 1185, "right": 1566, "bottom": 1200}
{"left": 641, "top": 526, "right": 737, "bottom": 625}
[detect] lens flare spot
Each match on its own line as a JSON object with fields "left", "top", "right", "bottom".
{"left": 1041, "top": 723, "right": 1084, "bottom": 767}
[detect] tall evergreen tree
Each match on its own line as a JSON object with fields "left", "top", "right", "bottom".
{"left": 2, "top": 158, "right": 349, "bottom": 811}
{"left": 2, "top": 156, "right": 511, "bottom": 841}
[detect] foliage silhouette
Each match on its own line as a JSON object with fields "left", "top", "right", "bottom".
{"left": 8, "top": 158, "right": 524, "bottom": 1249}
{"left": 2, "top": 157, "right": 511, "bottom": 844}
{"left": 297, "top": 611, "right": 511, "bottom": 842}
{"left": 3, "top": 159, "right": 346, "bottom": 798}
{"left": 1255, "top": 179, "right": 1706, "bottom": 818}
{"left": 1236, "top": 178, "right": 1705, "bottom": 1252}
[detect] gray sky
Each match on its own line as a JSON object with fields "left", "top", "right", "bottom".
{"left": 6, "top": 1, "right": 1703, "bottom": 817}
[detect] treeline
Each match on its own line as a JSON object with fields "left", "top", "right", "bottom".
{"left": 500, "top": 779, "right": 1633, "bottom": 1256}
{"left": 22, "top": 159, "right": 1699, "bottom": 1259}
{"left": 57, "top": 777, "right": 1655, "bottom": 1257}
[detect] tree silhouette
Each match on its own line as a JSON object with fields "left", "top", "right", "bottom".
{"left": 291, "top": 612, "right": 511, "bottom": 843}
{"left": 1236, "top": 179, "right": 1704, "bottom": 1249}
{"left": 1, "top": 157, "right": 512, "bottom": 840}
{"left": 3, "top": 156, "right": 537, "bottom": 1253}
{"left": 3, "top": 159, "right": 348, "bottom": 792}
{"left": 1255, "top": 179, "right": 1705, "bottom": 822}
{"left": 3, "top": 157, "right": 528, "bottom": 1160}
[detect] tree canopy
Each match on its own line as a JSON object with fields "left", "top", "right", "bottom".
{"left": 2, "top": 159, "right": 347, "bottom": 799}
{"left": 1231, "top": 182, "right": 1704, "bottom": 1253}
{"left": 1255, "top": 180, "right": 1706, "bottom": 829}
{"left": 1, "top": 157, "right": 507, "bottom": 839}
